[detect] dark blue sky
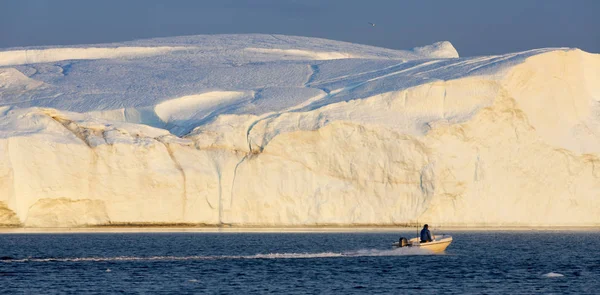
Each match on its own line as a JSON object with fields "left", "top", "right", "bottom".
{"left": 1, "top": 0, "right": 598, "bottom": 57}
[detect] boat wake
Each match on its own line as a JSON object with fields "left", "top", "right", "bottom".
{"left": 1, "top": 247, "right": 435, "bottom": 263}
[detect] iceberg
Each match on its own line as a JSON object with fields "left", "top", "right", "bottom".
{"left": 0, "top": 34, "right": 598, "bottom": 227}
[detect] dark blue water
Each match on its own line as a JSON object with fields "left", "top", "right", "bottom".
{"left": 0, "top": 230, "right": 599, "bottom": 294}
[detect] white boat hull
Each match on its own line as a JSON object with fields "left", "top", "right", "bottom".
{"left": 393, "top": 235, "right": 453, "bottom": 253}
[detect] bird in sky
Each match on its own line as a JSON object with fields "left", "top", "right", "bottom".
{"left": 368, "top": 22, "right": 376, "bottom": 27}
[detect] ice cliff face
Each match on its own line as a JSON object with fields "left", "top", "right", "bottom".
{"left": 0, "top": 34, "right": 598, "bottom": 227}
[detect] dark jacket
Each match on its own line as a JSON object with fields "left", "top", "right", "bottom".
{"left": 420, "top": 228, "right": 432, "bottom": 242}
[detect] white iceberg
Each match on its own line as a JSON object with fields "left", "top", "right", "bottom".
{"left": 542, "top": 272, "right": 565, "bottom": 278}
{"left": 0, "top": 34, "right": 598, "bottom": 227}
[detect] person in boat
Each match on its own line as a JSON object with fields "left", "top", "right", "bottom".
{"left": 420, "top": 224, "right": 433, "bottom": 243}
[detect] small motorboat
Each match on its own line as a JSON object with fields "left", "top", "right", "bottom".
{"left": 393, "top": 234, "right": 453, "bottom": 253}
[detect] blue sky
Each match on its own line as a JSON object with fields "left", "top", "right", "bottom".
{"left": 1, "top": 0, "right": 598, "bottom": 56}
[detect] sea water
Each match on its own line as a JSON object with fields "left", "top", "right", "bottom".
{"left": 0, "top": 230, "right": 598, "bottom": 294}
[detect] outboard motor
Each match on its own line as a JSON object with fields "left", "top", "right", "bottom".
{"left": 398, "top": 237, "right": 409, "bottom": 247}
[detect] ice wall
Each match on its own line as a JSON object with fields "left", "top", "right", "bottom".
{"left": 0, "top": 35, "right": 598, "bottom": 227}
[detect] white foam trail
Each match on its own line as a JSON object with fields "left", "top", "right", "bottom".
{"left": 542, "top": 272, "right": 565, "bottom": 278}
{"left": 1, "top": 247, "right": 435, "bottom": 263}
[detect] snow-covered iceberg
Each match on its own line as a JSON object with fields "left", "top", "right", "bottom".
{"left": 0, "top": 34, "right": 598, "bottom": 227}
